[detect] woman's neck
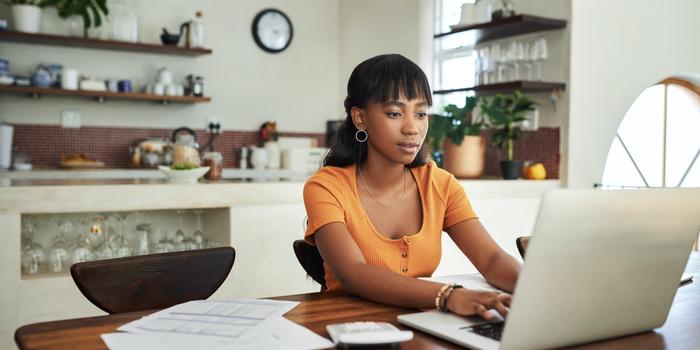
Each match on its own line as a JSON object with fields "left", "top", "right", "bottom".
{"left": 359, "top": 151, "right": 406, "bottom": 190}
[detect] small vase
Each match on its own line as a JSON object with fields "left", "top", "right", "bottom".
{"left": 500, "top": 160, "right": 524, "bottom": 180}
{"left": 442, "top": 135, "right": 486, "bottom": 179}
{"left": 11, "top": 4, "right": 42, "bottom": 33}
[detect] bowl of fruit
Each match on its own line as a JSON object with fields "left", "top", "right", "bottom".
{"left": 158, "top": 163, "right": 210, "bottom": 184}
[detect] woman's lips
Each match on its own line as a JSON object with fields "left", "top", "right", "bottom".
{"left": 398, "top": 142, "right": 420, "bottom": 153}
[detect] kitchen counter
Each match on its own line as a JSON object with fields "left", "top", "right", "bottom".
{"left": 0, "top": 172, "right": 559, "bottom": 350}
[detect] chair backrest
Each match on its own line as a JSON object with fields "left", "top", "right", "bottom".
{"left": 292, "top": 239, "right": 326, "bottom": 291}
{"left": 516, "top": 236, "right": 530, "bottom": 259}
{"left": 70, "top": 247, "right": 235, "bottom": 314}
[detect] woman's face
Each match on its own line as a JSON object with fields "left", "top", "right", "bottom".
{"left": 353, "top": 94, "right": 429, "bottom": 165}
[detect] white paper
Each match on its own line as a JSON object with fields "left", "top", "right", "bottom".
{"left": 102, "top": 317, "right": 333, "bottom": 350}
{"left": 425, "top": 273, "right": 503, "bottom": 292}
{"left": 118, "top": 299, "right": 299, "bottom": 339}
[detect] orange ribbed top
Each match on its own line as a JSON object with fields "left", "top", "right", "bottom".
{"left": 303, "top": 161, "right": 478, "bottom": 291}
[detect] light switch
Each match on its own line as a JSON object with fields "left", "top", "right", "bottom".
{"left": 61, "top": 110, "right": 81, "bottom": 128}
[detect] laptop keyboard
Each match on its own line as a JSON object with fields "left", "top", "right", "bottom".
{"left": 461, "top": 322, "right": 505, "bottom": 341}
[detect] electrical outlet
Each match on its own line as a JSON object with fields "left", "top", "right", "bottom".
{"left": 205, "top": 115, "right": 221, "bottom": 134}
{"left": 60, "top": 110, "right": 81, "bottom": 128}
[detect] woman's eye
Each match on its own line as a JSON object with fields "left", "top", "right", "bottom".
{"left": 417, "top": 112, "right": 428, "bottom": 119}
{"left": 386, "top": 112, "right": 401, "bottom": 118}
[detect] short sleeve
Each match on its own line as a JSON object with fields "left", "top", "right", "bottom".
{"left": 443, "top": 175, "right": 478, "bottom": 229}
{"left": 303, "top": 173, "right": 346, "bottom": 245}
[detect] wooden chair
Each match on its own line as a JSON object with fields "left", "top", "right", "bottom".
{"left": 516, "top": 236, "right": 530, "bottom": 259}
{"left": 70, "top": 246, "right": 235, "bottom": 314}
{"left": 293, "top": 240, "right": 326, "bottom": 291}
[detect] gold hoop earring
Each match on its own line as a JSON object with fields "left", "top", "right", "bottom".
{"left": 355, "top": 129, "right": 368, "bottom": 143}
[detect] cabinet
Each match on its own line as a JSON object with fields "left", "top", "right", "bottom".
{"left": 0, "top": 30, "right": 212, "bottom": 104}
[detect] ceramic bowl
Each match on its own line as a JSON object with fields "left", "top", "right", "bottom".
{"left": 160, "top": 33, "right": 180, "bottom": 46}
{"left": 158, "top": 165, "right": 210, "bottom": 184}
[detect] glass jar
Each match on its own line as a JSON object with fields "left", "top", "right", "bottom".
{"left": 171, "top": 134, "right": 201, "bottom": 168}
{"left": 203, "top": 152, "right": 223, "bottom": 180}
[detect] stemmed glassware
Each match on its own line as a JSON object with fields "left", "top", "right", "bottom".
{"left": 111, "top": 212, "right": 133, "bottom": 258}
{"left": 532, "top": 38, "right": 548, "bottom": 81}
{"left": 191, "top": 210, "right": 205, "bottom": 250}
{"left": 21, "top": 218, "right": 45, "bottom": 275}
{"left": 47, "top": 216, "right": 72, "bottom": 273}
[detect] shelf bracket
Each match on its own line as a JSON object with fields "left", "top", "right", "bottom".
{"left": 96, "top": 96, "right": 105, "bottom": 103}
{"left": 30, "top": 92, "right": 41, "bottom": 100}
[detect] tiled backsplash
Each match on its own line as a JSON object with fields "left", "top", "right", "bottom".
{"left": 11, "top": 124, "right": 559, "bottom": 178}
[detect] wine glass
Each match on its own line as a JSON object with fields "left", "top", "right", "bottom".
{"left": 111, "top": 212, "right": 133, "bottom": 257}
{"left": 192, "top": 210, "right": 205, "bottom": 250}
{"left": 71, "top": 233, "right": 94, "bottom": 264}
{"left": 21, "top": 218, "right": 45, "bottom": 274}
{"left": 86, "top": 214, "right": 106, "bottom": 251}
{"left": 534, "top": 38, "right": 548, "bottom": 81}
{"left": 154, "top": 228, "right": 174, "bottom": 253}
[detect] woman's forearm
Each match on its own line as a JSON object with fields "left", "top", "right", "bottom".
{"left": 483, "top": 251, "right": 521, "bottom": 293}
{"left": 338, "top": 262, "right": 446, "bottom": 309}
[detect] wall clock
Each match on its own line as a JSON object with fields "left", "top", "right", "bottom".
{"left": 252, "top": 9, "right": 293, "bottom": 53}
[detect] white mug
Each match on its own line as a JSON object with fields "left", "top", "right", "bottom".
{"left": 165, "top": 84, "right": 177, "bottom": 96}
{"left": 61, "top": 68, "right": 78, "bottom": 90}
{"left": 153, "top": 83, "right": 165, "bottom": 95}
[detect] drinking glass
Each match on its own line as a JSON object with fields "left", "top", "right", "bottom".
{"left": 192, "top": 210, "right": 205, "bottom": 249}
{"left": 21, "top": 218, "right": 45, "bottom": 274}
{"left": 72, "top": 233, "right": 94, "bottom": 264}
{"left": 47, "top": 216, "right": 72, "bottom": 272}
{"left": 534, "top": 38, "right": 548, "bottom": 81}
{"left": 86, "top": 214, "right": 106, "bottom": 251}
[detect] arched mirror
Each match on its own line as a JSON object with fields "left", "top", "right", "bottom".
{"left": 601, "top": 75, "right": 700, "bottom": 188}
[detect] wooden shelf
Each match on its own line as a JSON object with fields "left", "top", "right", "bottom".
{"left": 0, "top": 30, "right": 212, "bottom": 56}
{"left": 433, "top": 81, "right": 566, "bottom": 95}
{"left": 0, "top": 85, "right": 211, "bottom": 104}
{"left": 434, "top": 14, "right": 567, "bottom": 45}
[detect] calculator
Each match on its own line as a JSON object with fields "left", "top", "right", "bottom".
{"left": 326, "top": 321, "right": 414, "bottom": 346}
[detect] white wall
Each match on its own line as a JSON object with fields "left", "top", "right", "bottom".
{"left": 0, "top": 0, "right": 341, "bottom": 133}
{"left": 567, "top": 0, "right": 700, "bottom": 188}
{"left": 338, "top": 0, "right": 423, "bottom": 102}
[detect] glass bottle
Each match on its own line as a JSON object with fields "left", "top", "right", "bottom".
{"left": 190, "top": 11, "right": 205, "bottom": 48}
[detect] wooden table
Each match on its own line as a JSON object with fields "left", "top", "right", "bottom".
{"left": 15, "top": 253, "right": 699, "bottom": 350}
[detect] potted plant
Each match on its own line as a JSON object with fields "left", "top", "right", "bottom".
{"left": 2, "top": 0, "right": 45, "bottom": 33}
{"left": 41, "top": 0, "right": 108, "bottom": 38}
{"left": 480, "top": 91, "right": 536, "bottom": 179}
{"left": 428, "top": 96, "right": 487, "bottom": 178}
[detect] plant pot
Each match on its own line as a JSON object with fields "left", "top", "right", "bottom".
{"left": 11, "top": 5, "right": 42, "bottom": 33}
{"left": 500, "top": 160, "right": 524, "bottom": 180}
{"left": 442, "top": 135, "right": 486, "bottom": 179}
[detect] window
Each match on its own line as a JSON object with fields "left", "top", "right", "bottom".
{"left": 601, "top": 77, "right": 700, "bottom": 188}
{"left": 433, "top": 0, "right": 476, "bottom": 109}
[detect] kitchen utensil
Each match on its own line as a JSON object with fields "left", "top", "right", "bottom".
{"left": 117, "top": 79, "right": 132, "bottom": 93}
{"left": 106, "top": 79, "right": 118, "bottom": 92}
{"left": 157, "top": 67, "right": 173, "bottom": 85}
{"left": 0, "top": 123, "right": 13, "bottom": 170}
{"left": 250, "top": 146, "right": 268, "bottom": 170}
{"left": 45, "top": 64, "right": 62, "bottom": 87}
{"left": 171, "top": 127, "right": 201, "bottom": 167}
{"left": 31, "top": 66, "right": 52, "bottom": 88}
{"left": 61, "top": 68, "right": 78, "bottom": 90}
{"left": 160, "top": 28, "right": 180, "bottom": 45}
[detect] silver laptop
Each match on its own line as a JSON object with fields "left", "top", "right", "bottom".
{"left": 398, "top": 188, "right": 700, "bottom": 350}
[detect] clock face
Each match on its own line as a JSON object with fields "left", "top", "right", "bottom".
{"left": 252, "top": 9, "right": 293, "bottom": 53}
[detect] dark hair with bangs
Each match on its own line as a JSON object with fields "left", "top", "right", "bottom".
{"left": 323, "top": 54, "right": 433, "bottom": 168}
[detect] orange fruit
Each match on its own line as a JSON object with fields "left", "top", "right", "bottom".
{"left": 525, "top": 163, "right": 547, "bottom": 180}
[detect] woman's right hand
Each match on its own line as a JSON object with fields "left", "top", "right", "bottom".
{"left": 445, "top": 288, "right": 512, "bottom": 320}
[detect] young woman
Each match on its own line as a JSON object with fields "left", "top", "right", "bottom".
{"left": 303, "top": 54, "right": 520, "bottom": 320}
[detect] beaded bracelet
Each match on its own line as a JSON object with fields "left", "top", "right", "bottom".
{"left": 440, "top": 284, "right": 463, "bottom": 311}
{"left": 434, "top": 284, "right": 452, "bottom": 310}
